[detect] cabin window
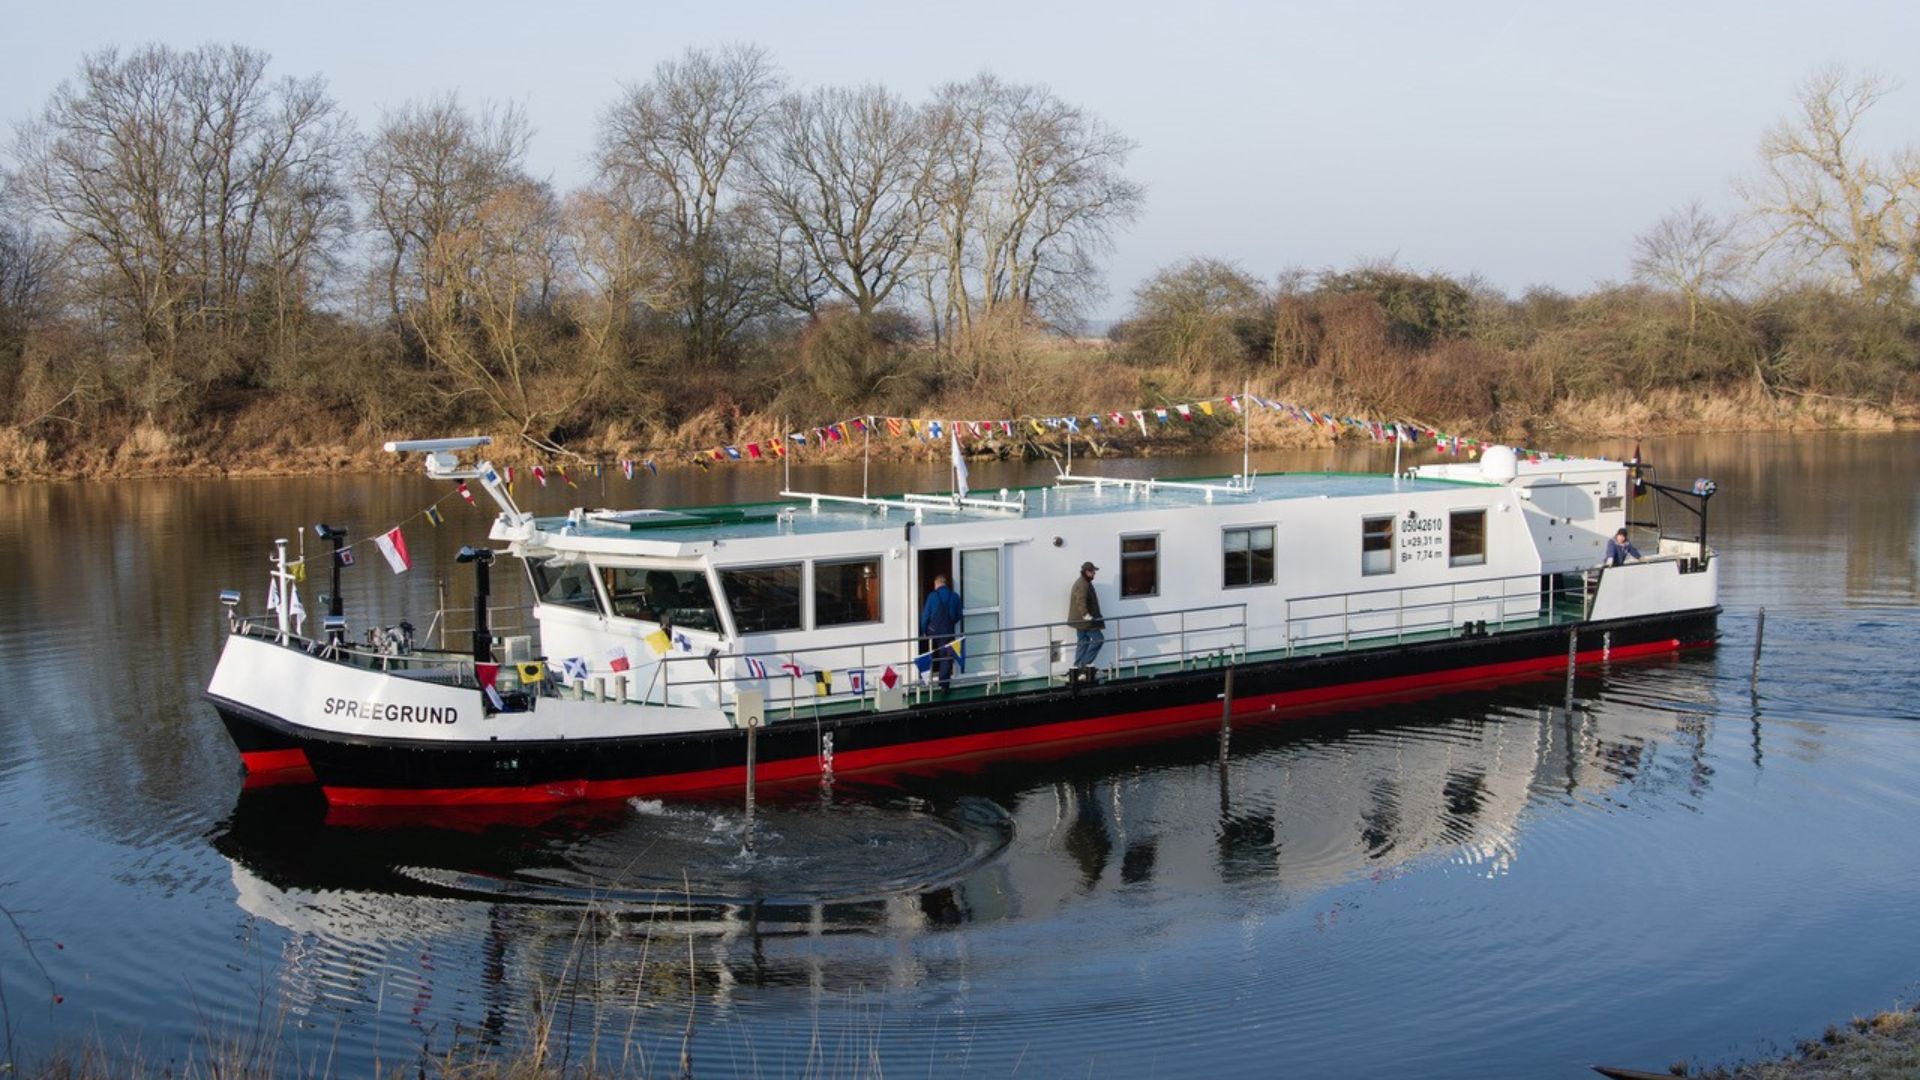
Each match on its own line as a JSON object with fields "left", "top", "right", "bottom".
{"left": 600, "top": 566, "right": 721, "bottom": 633}
{"left": 530, "top": 560, "right": 602, "bottom": 613}
{"left": 1449, "top": 510, "right": 1487, "bottom": 568}
{"left": 719, "top": 563, "right": 802, "bottom": 634}
{"left": 1223, "top": 526, "right": 1276, "bottom": 588}
{"left": 1362, "top": 516, "right": 1395, "bottom": 576}
{"left": 1120, "top": 534, "right": 1159, "bottom": 598}
{"left": 814, "top": 557, "right": 883, "bottom": 627}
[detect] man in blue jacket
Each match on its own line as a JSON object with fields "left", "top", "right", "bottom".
{"left": 1602, "top": 528, "right": 1642, "bottom": 567}
{"left": 920, "top": 574, "right": 963, "bottom": 689}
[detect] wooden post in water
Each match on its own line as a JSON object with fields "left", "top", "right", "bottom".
{"left": 744, "top": 714, "right": 757, "bottom": 852}
{"left": 1565, "top": 629, "right": 1578, "bottom": 710}
{"left": 736, "top": 690, "right": 765, "bottom": 853}
{"left": 1219, "top": 666, "right": 1234, "bottom": 765}
{"left": 1750, "top": 607, "right": 1766, "bottom": 694}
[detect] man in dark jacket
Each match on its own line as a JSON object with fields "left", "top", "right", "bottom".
{"left": 920, "top": 574, "right": 962, "bottom": 687}
{"left": 1602, "top": 528, "right": 1642, "bottom": 567}
{"left": 1067, "top": 562, "right": 1104, "bottom": 682}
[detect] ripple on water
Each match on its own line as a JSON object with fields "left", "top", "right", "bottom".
{"left": 377, "top": 795, "right": 1013, "bottom": 915}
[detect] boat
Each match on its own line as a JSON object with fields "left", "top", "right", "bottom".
{"left": 205, "top": 436, "right": 1720, "bottom": 808}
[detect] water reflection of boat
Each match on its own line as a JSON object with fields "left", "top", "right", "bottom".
{"left": 217, "top": 664, "right": 1704, "bottom": 941}
{"left": 206, "top": 436, "right": 1719, "bottom": 811}
{"left": 213, "top": 669, "right": 1711, "bottom": 1023}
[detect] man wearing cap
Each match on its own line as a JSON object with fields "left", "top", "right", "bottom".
{"left": 1067, "top": 561, "right": 1105, "bottom": 682}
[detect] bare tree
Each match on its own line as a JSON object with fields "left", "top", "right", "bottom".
{"left": 751, "top": 84, "right": 934, "bottom": 317}
{"left": 1631, "top": 200, "right": 1738, "bottom": 348}
{"left": 1123, "top": 257, "right": 1266, "bottom": 374}
{"left": 560, "top": 179, "right": 675, "bottom": 411}
{"left": 1742, "top": 66, "right": 1920, "bottom": 305}
{"left": 358, "top": 95, "right": 532, "bottom": 321}
{"left": 406, "top": 181, "right": 597, "bottom": 451}
{"left": 921, "top": 74, "right": 1143, "bottom": 362}
{"left": 596, "top": 44, "right": 783, "bottom": 366}
{"left": 10, "top": 43, "right": 349, "bottom": 413}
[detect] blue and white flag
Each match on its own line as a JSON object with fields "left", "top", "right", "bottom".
{"left": 561, "top": 656, "right": 589, "bottom": 682}
{"left": 742, "top": 656, "right": 769, "bottom": 680}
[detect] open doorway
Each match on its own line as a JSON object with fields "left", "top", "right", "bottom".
{"left": 916, "top": 547, "right": 953, "bottom": 625}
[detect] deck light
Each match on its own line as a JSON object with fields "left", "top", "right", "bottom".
{"left": 456, "top": 546, "right": 495, "bottom": 564}
{"left": 219, "top": 589, "right": 241, "bottom": 607}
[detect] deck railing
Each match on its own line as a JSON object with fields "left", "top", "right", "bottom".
{"left": 231, "top": 618, "right": 483, "bottom": 682}
{"left": 629, "top": 601, "right": 1252, "bottom": 717}
{"left": 1282, "top": 570, "right": 1588, "bottom": 655}
{"left": 230, "top": 564, "right": 1647, "bottom": 721}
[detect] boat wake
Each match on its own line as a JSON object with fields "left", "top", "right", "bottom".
{"left": 389, "top": 795, "right": 1013, "bottom": 909}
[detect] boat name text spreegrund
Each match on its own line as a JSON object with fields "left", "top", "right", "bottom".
{"left": 322, "top": 698, "right": 459, "bottom": 724}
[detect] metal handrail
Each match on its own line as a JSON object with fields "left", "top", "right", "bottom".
{"left": 232, "top": 619, "right": 482, "bottom": 682}
{"left": 624, "top": 601, "right": 1252, "bottom": 716}
{"left": 1283, "top": 571, "right": 1588, "bottom": 655}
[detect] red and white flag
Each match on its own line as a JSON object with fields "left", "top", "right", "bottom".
{"left": 458, "top": 481, "right": 475, "bottom": 504}
{"left": 533, "top": 465, "right": 548, "bottom": 487}
{"left": 880, "top": 665, "right": 899, "bottom": 690}
{"left": 372, "top": 526, "right": 411, "bottom": 574}
{"left": 605, "top": 645, "right": 631, "bottom": 673}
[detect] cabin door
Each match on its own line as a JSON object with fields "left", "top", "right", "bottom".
{"left": 955, "top": 547, "right": 1001, "bottom": 677}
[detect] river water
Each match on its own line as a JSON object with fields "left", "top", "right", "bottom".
{"left": 1, "top": 432, "right": 1916, "bottom": 1078}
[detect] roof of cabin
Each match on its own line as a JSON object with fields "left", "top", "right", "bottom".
{"left": 533, "top": 470, "right": 1498, "bottom": 544}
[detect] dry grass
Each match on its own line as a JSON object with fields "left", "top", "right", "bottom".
{"left": 1684, "top": 1005, "right": 1920, "bottom": 1079}
{"left": 0, "top": 335, "right": 1909, "bottom": 481}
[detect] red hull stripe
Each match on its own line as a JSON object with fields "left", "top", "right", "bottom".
{"left": 322, "top": 637, "right": 1696, "bottom": 808}
{"left": 240, "top": 748, "right": 315, "bottom": 787}
{"left": 242, "top": 748, "right": 312, "bottom": 774}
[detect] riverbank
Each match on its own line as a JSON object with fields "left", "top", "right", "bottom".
{"left": 1692, "top": 1004, "right": 1920, "bottom": 1078}
{"left": 0, "top": 381, "right": 1902, "bottom": 482}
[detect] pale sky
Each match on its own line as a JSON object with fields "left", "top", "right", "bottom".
{"left": 7, "top": 0, "right": 1919, "bottom": 320}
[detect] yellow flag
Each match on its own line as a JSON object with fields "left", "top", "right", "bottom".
{"left": 1029, "top": 418, "right": 1045, "bottom": 435}
{"left": 643, "top": 629, "right": 672, "bottom": 656}
{"left": 815, "top": 669, "right": 834, "bottom": 696}
{"left": 1198, "top": 401, "right": 1215, "bottom": 416}
{"left": 517, "top": 661, "right": 546, "bottom": 684}
{"left": 290, "top": 559, "right": 307, "bottom": 584}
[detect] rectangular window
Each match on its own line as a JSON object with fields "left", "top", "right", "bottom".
{"left": 1120, "top": 534, "right": 1159, "bottom": 598}
{"left": 1449, "top": 510, "right": 1487, "bottom": 567}
{"left": 1362, "top": 516, "right": 1395, "bottom": 576}
{"left": 719, "top": 564, "right": 802, "bottom": 634}
{"left": 600, "top": 566, "right": 720, "bottom": 632}
{"left": 814, "top": 557, "right": 883, "bottom": 627}
{"left": 530, "top": 560, "right": 602, "bottom": 613}
{"left": 1223, "top": 526, "right": 1276, "bottom": 588}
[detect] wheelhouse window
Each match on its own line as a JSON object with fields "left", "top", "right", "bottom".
{"left": 1223, "top": 526, "right": 1276, "bottom": 588}
{"left": 814, "top": 557, "right": 883, "bottom": 627}
{"left": 1362, "top": 516, "right": 1395, "bottom": 576}
{"left": 1449, "top": 510, "right": 1487, "bottom": 568}
{"left": 1120, "top": 534, "right": 1159, "bottom": 598}
{"left": 719, "top": 563, "right": 802, "bottom": 634}
{"left": 600, "top": 565, "right": 720, "bottom": 632}
{"left": 530, "top": 560, "right": 601, "bottom": 613}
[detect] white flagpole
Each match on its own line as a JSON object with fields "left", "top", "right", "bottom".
{"left": 862, "top": 416, "right": 871, "bottom": 499}
{"left": 272, "top": 538, "right": 291, "bottom": 644}
{"left": 1242, "top": 379, "right": 1251, "bottom": 488}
